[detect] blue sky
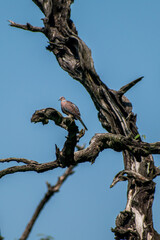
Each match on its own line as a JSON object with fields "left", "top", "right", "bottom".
{"left": 1, "top": 0, "right": 160, "bottom": 239}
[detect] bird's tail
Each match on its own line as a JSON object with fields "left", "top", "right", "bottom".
{"left": 79, "top": 117, "right": 88, "bottom": 131}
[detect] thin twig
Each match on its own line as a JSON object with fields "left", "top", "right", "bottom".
{"left": 19, "top": 166, "right": 74, "bottom": 240}
{"left": 0, "top": 160, "right": 59, "bottom": 179}
{"left": 9, "top": 20, "right": 44, "bottom": 33}
{"left": 0, "top": 158, "right": 38, "bottom": 165}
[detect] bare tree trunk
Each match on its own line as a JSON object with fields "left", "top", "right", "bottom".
{"left": 8, "top": 1, "right": 160, "bottom": 239}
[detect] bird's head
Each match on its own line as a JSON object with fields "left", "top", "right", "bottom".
{"left": 59, "top": 96, "right": 66, "bottom": 102}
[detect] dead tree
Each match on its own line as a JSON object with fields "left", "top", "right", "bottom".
{"left": 1, "top": 0, "right": 160, "bottom": 239}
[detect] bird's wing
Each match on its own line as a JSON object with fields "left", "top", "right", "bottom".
{"left": 63, "top": 101, "right": 80, "bottom": 119}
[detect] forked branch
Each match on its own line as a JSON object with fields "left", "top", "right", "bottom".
{"left": 20, "top": 166, "right": 74, "bottom": 240}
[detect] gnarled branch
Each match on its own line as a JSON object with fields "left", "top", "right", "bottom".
{"left": 1, "top": 131, "right": 160, "bottom": 179}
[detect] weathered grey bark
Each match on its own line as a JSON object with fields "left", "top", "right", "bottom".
{"left": 8, "top": 1, "right": 160, "bottom": 239}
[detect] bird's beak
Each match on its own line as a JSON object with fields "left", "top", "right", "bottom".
{"left": 58, "top": 98, "right": 60, "bottom": 101}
